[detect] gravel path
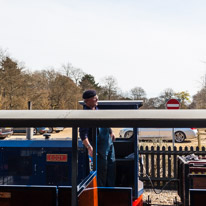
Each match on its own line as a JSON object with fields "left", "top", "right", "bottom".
{"left": 143, "top": 189, "right": 181, "bottom": 205}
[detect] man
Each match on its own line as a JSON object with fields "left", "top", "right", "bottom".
{"left": 79, "top": 89, "right": 116, "bottom": 187}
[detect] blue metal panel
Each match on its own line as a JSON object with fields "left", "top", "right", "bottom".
{"left": 0, "top": 140, "right": 87, "bottom": 187}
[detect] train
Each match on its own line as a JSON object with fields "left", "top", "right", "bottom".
{"left": 0, "top": 100, "right": 144, "bottom": 206}
{"left": 0, "top": 101, "right": 206, "bottom": 205}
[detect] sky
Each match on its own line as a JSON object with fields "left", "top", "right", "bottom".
{"left": 0, "top": 0, "right": 206, "bottom": 98}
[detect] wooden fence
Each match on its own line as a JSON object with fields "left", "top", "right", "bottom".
{"left": 138, "top": 146, "right": 206, "bottom": 190}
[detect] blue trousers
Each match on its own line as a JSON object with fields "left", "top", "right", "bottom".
{"left": 97, "top": 144, "right": 116, "bottom": 187}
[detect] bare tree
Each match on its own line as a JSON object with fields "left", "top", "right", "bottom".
{"left": 62, "top": 62, "right": 84, "bottom": 85}
{"left": 160, "top": 88, "right": 174, "bottom": 100}
{"left": 101, "top": 75, "right": 118, "bottom": 100}
{"left": 199, "top": 73, "right": 206, "bottom": 89}
{"left": 0, "top": 48, "right": 7, "bottom": 62}
{"left": 28, "top": 69, "right": 81, "bottom": 109}
{"left": 143, "top": 97, "right": 165, "bottom": 109}
{"left": 190, "top": 88, "right": 206, "bottom": 109}
{"left": 26, "top": 70, "right": 51, "bottom": 109}
{"left": 159, "top": 88, "right": 175, "bottom": 108}
{"left": 48, "top": 73, "right": 81, "bottom": 109}
{"left": 130, "top": 87, "right": 146, "bottom": 100}
{"left": 142, "top": 88, "right": 175, "bottom": 109}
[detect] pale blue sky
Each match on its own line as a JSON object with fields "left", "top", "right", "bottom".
{"left": 0, "top": 0, "right": 206, "bottom": 98}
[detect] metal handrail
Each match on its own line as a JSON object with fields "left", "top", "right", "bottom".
{"left": 1, "top": 109, "right": 206, "bottom": 206}
{"left": 0, "top": 109, "right": 206, "bottom": 127}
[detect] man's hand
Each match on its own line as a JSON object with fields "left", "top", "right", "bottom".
{"left": 83, "top": 138, "right": 93, "bottom": 156}
{"left": 88, "top": 145, "right": 93, "bottom": 157}
{"left": 110, "top": 133, "right": 115, "bottom": 142}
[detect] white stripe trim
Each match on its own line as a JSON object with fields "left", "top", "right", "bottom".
{"left": 167, "top": 104, "right": 179, "bottom": 107}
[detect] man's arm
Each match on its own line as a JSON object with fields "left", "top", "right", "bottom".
{"left": 82, "top": 138, "right": 93, "bottom": 157}
{"left": 79, "top": 127, "right": 93, "bottom": 157}
{"left": 109, "top": 128, "right": 115, "bottom": 142}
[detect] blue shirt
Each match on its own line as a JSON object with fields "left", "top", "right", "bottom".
{"left": 79, "top": 105, "right": 112, "bottom": 145}
{"left": 79, "top": 105, "right": 98, "bottom": 144}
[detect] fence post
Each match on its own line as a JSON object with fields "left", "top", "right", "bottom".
{"left": 173, "top": 146, "right": 177, "bottom": 179}
{"left": 168, "top": 146, "right": 171, "bottom": 179}
{"left": 198, "top": 129, "right": 201, "bottom": 150}
{"left": 145, "top": 146, "right": 149, "bottom": 188}
{"left": 162, "top": 146, "right": 166, "bottom": 180}
{"left": 157, "top": 146, "right": 160, "bottom": 188}
{"left": 139, "top": 146, "right": 144, "bottom": 178}
{"left": 151, "top": 146, "right": 155, "bottom": 178}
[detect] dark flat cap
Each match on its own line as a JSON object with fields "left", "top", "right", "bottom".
{"left": 82, "top": 90, "right": 97, "bottom": 99}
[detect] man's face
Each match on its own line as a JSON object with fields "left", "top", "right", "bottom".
{"left": 85, "top": 95, "right": 98, "bottom": 109}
